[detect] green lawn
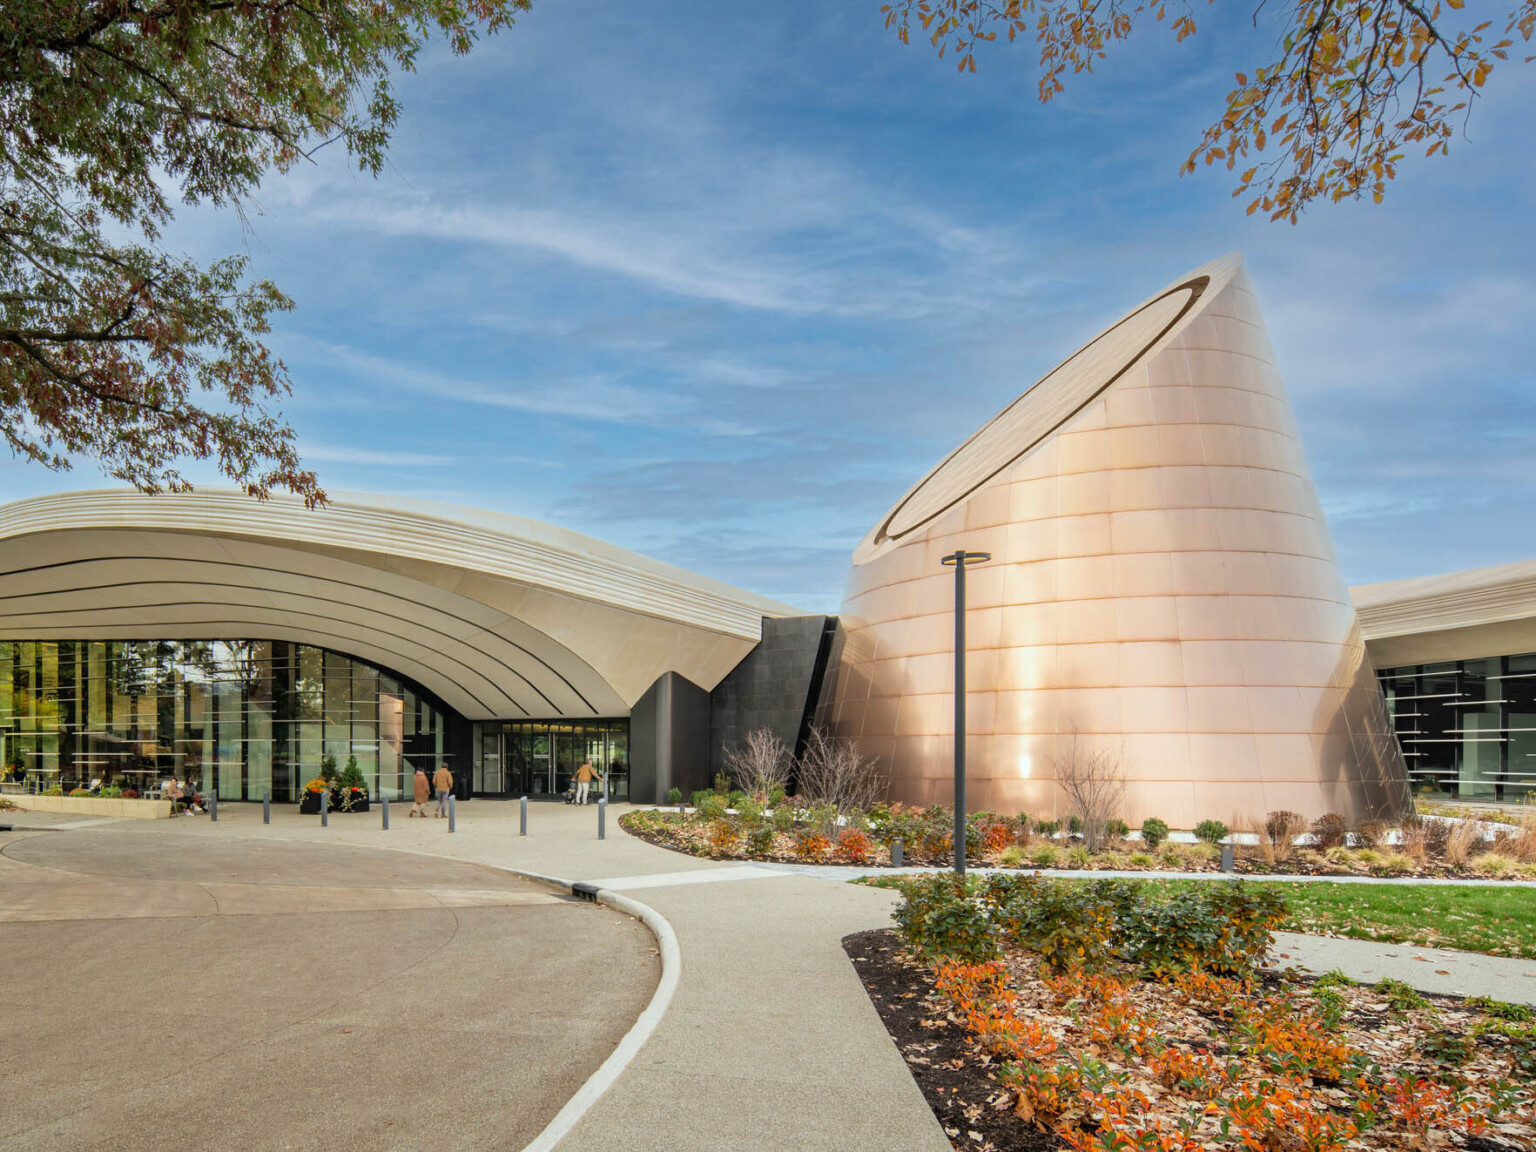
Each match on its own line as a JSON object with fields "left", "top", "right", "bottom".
{"left": 1147, "top": 879, "right": 1536, "bottom": 959}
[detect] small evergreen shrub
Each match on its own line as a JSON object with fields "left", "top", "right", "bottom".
{"left": 713, "top": 771, "right": 730, "bottom": 796}
{"left": 747, "top": 825, "right": 775, "bottom": 855}
{"left": 1066, "top": 814, "right": 1084, "bottom": 836}
{"left": 1028, "top": 843, "right": 1062, "bottom": 867}
{"left": 697, "top": 795, "right": 728, "bottom": 820}
{"left": 666, "top": 787, "right": 683, "bottom": 806}
{"left": 690, "top": 789, "right": 711, "bottom": 810}
{"left": 771, "top": 805, "right": 795, "bottom": 831}
{"left": 892, "top": 874, "right": 999, "bottom": 963}
{"left": 707, "top": 819, "right": 739, "bottom": 852}
{"left": 735, "top": 796, "right": 764, "bottom": 823}
{"left": 1105, "top": 818, "right": 1131, "bottom": 840}
{"left": 767, "top": 786, "right": 786, "bottom": 807}
{"left": 1139, "top": 817, "right": 1170, "bottom": 849}
{"left": 727, "top": 789, "right": 746, "bottom": 807}
{"left": 1193, "top": 819, "right": 1229, "bottom": 845}
{"left": 1033, "top": 818, "right": 1060, "bottom": 837}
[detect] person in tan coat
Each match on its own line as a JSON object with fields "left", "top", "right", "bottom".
{"left": 433, "top": 764, "right": 454, "bottom": 818}
{"left": 409, "top": 767, "right": 430, "bottom": 817}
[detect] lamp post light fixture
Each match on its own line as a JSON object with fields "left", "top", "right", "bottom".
{"left": 941, "top": 549, "right": 991, "bottom": 876}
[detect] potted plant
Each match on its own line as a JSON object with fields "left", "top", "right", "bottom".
{"left": 338, "top": 754, "right": 369, "bottom": 812}
{"left": 299, "top": 776, "right": 330, "bottom": 814}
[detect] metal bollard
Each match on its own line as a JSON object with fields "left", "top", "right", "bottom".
{"left": 598, "top": 797, "right": 606, "bottom": 840}
{"left": 1220, "top": 843, "right": 1234, "bottom": 872}
{"left": 892, "top": 837, "right": 903, "bottom": 868}
{"left": 520, "top": 795, "right": 528, "bottom": 836}
{"left": 210, "top": 791, "right": 218, "bottom": 822}
{"left": 263, "top": 789, "right": 270, "bottom": 824}
{"left": 381, "top": 793, "right": 389, "bottom": 831}
{"left": 321, "top": 789, "right": 328, "bottom": 827}
{"left": 448, "top": 793, "right": 456, "bottom": 833}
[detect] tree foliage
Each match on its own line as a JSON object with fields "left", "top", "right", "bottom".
{"left": 0, "top": 0, "right": 528, "bottom": 500}
{"left": 881, "top": 0, "right": 1536, "bottom": 220}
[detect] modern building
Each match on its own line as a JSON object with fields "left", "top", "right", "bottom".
{"left": 1354, "top": 562, "right": 1536, "bottom": 802}
{"left": 820, "top": 253, "right": 1412, "bottom": 827}
{"left": 0, "top": 490, "right": 828, "bottom": 804}
{"left": 1, "top": 255, "right": 1526, "bottom": 819}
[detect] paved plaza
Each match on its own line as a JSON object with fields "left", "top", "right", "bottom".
{"left": 0, "top": 825, "right": 657, "bottom": 1152}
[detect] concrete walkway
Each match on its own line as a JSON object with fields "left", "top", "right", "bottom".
{"left": 7, "top": 798, "right": 1533, "bottom": 1149}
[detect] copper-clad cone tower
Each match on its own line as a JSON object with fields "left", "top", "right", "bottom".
{"left": 827, "top": 254, "right": 1411, "bottom": 826}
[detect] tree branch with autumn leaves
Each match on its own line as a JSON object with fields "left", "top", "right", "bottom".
{"left": 881, "top": 0, "right": 1536, "bottom": 220}
{"left": 0, "top": 0, "right": 530, "bottom": 503}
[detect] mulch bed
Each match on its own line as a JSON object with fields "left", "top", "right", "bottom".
{"left": 844, "top": 928, "right": 1058, "bottom": 1151}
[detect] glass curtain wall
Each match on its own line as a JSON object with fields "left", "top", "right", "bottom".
{"left": 0, "top": 640, "right": 449, "bottom": 801}
{"left": 1379, "top": 653, "right": 1536, "bottom": 801}
{"left": 472, "top": 720, "right": 629, "bottom": 801}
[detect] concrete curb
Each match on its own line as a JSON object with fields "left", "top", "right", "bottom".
{"left": 487, "top": 866, "right": 680, "bottom": 1152}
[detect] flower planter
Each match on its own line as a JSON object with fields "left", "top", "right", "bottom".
{"left": 299, "top": 791, "right": 327, "bottom": 815}
{"left": 16, "top": 794, "right": 172, "bottom": 819}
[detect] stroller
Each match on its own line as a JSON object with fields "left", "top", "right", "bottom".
{"left": 562, "top": 778, "right": 578, "bottom": 804}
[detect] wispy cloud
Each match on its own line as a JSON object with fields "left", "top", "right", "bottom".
{"left": 300, "top": 443, "right": 454, "bottom": 467}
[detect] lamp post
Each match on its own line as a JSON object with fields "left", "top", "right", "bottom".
{"left": 941, "top": 549, "right": 991, "bottom": 876}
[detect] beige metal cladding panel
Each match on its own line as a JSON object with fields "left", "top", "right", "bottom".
{"left": 830, "top": 258, "right": 1409, "bottom": 826}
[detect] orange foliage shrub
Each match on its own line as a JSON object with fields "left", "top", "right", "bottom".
{"left": 836, "top": 828, "right": 875, "bottom": 864}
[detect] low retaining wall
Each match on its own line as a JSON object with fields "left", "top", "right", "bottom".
{"left": 16, "top": 795, "right": 173, "bottom": 820}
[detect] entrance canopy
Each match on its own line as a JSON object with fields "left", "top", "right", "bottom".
{"left": 0, "top": 489, "right": 800, "bottom": 720}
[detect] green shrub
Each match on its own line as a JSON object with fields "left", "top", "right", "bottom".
{"left": 666, "top": 787, "right": 683, "bottom": 806}
{"left": 1312, "top": 986, "right": 1349, "bottom": 1030}
{"left": 1193, "top": 819, "right": 1229, "bottom": 844}
{"left": 1465, "top": 996, "right": 1534, "bottom": 1022}
{"left": 735, "top": 796, "right": 763, "bottom": 823}
{"left": 891, "top": 875, "right": 999, "bottom": 963}
{"left": 43, "top": 785, "right": 63, "bottom": 796}
{"left": 1314, "top": 969, "right": 1354, "bottom": 989}
{"left": 1104, "top": 818, "right": 1130, "bottom": 839}
{"left": 1033, "top": 818, "right": 1060, "bottom": 837}
{"left": 998, "top": 845, "right": 1026, "bottom": 867}
{"left": 690, "top": 790, "right": 712, "bottom": 810}
{"left": 697, "top": 795, "right": 728, "bottom": 820}
{"left": 713, "top": 771, "right": 730, "bottom": 796}
{"left": 1066, "top": 814, "right": 1084, "bottom": 836}
{"left": 727, "top": 789, "right": 746, "bottom": 807}
{"left": 1139, "top": 817, "right": 1169, "bottom": 849}
{"left": 1126, "top": 881, "right": 1286, "bottom": 977}
{"left": 768, "top": 786, "right": 786, "bottom": 807}
{"left": 1419, "top": 1030, "right": 1474, "bottom": 1065}
{"left": 993, "top": 879, "right": 1120, "bottom": 972}
{"left": 1065, "top": 845, "right": 1091, "bottom": 868}
{"left": 771, "top": 805, "right": 795, "bottom": 832}
{"left": 1377, "top": 977, "right": 1429, "bottom": 1013}
{"left": 1127, "top": 851, "right": 1154, "bottom": 868}
{"left": 746, "top": 825, "right": 775, "bottom": 855}
{"left": 99, "top": 785, "right": 123, "bottom": 798}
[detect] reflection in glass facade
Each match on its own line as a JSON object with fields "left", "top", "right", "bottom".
{"left": 1379, "top": 653, "right": 1536, "bottom": 801}
{"left": 473, "top": 720, "right": 629, "bottom": 801}
{"left": 0, "top": 640, "right": 447, "bottom": 801}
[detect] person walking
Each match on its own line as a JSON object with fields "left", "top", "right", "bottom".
{"left": 410, "top": 767, "right": 430, "bottom": 818}
{"left": 575, "top": 759, "right": 598, "bottom": 805}
{"left": 433, "top": 762, "right": 454, "bottom": 818}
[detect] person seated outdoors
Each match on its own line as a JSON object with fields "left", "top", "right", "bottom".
{"left": 87, "top": 777, "right": 103, "bottom": 794}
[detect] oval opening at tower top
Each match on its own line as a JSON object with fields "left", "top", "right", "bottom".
{"left": 870, "top": 276, "right": 1209, "bottom": 553}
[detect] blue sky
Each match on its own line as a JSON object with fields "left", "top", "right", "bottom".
{"left": 8, "top": 1, "right": 1534, "bottom": 611}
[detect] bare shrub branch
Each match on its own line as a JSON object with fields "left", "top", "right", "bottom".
{"left": 795, "top": 727, "right": 887, "bottom": 826}
{"left": 1048, "top": 727, "right": 1126, "bottom": 853}
{"left": 723, "top": 727, "right": 792, "bottom": 803}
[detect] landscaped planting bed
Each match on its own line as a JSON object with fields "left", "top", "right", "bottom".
{"left": 619, "top": 799, "right": 1536, "bottom": 880}
{"left": 852, "top": 874, "right": 1536, "bottom": 1151}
